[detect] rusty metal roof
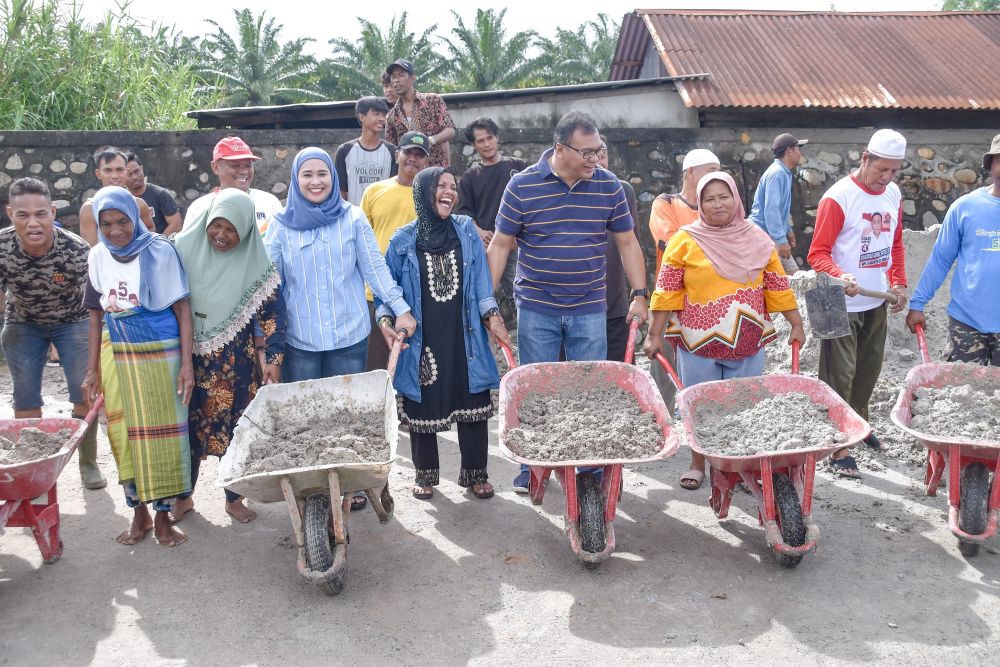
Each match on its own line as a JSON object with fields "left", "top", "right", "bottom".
{"left": 610, "top": 10, "right": 1000, "bottom": 111}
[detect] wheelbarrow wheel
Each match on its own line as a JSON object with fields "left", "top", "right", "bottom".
{"left": 772, "top": 472, "right": 806, "bottom": 568}
{"left": 578, "top": 472, "right": 606, "bottom": 555}
{"left": 958, "top": 463, "right": 990, "bottom": 557}
{"left": 303, "top": 492, "right": 334, "bottom": 572}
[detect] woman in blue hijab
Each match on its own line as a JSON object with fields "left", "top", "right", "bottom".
{"left": 266, "top": 147, "right": 415, "bottom": 379}
{"left": 80, "top": 185, "right": 194, "bottom": 548}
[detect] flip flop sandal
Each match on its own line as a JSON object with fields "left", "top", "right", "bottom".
{"left": 679, "top": 469, "right": 705, "bottom": 490}
{"left": 831, "top": 455, "right": 862, "bottom": 479}
{"left": 468, "top": 483, "right": 494, "bottom": 500}
{"left": 412, "top": 485, "right": 433, "bottom": 500}
{"left": 350, "top": 494, "right": 368, "bottom": 512}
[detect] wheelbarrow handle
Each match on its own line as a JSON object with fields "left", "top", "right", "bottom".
{"left": 654, "top": 350, "right": 685, "bottom": 391}
{"left": 624, "top": 317, "right": 641, "bottom": 365}
{"left": 791, "top": 339, "right": 800, "bottom": 375}
{"left": 386, "top": 328, "right": 408, "bottom": 381}
{"left": 497, "top": 340, "right": 517, "bottom": 370}
{"left": 914, "top": 322, "right": 931, "bottom": 364}
{"left": 83, "top": 394, "right": 105, "bottom": 424}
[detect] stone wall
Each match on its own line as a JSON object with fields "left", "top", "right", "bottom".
{"left": 1, "top": 127, "right": 994, "bottom": 275}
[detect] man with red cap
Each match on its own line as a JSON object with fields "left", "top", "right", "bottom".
{"left": 808, "top": 129, "right": 909, "bottom": 479}
{"left": 184, "top": 136, "right": 284, "bottom": 235}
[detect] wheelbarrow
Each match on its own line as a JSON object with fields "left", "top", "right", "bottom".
{"left": 889, "top": 323, "right": 1000, "bottom": 557}
{"left": 0, "top": 397, "right": 104, "bottom": 564}
{"left": 499, "top": 320, "right": 679, "bottom": 568}
{"left": 217, "top": 337, "right": 404, "bottom": 595}
{"left": 656, "top": 342, "right": 871, "bottom": 567}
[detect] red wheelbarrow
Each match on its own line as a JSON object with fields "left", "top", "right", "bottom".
{"left": 890, "top": 323, "right": 1000, "bottom": 557}
{"left": 499, "top": 321, "right": 679, "bottom": 568}
{"left": 0, "top": 397, "right": 103, "bottom": 563}
{"left": 656, "top": 342, "right": 871, "bottom": 567}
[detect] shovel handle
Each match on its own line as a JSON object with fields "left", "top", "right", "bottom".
{"left": 386, "top": 328, "right": 408, "bottom": 381}
{"left": 914, "top": 323, "right": 931, "bottom": 364}
{"left": 856, "top": 286, "right": 898, "bottom": 305}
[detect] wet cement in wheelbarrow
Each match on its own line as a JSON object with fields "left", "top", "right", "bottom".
{"left": 505, "top": 385, "right": 661, "bottom": 461}
{"left": 695, "top": 392, "right": 847, "bottom": 456}
{"left": 909, "top": 379, "right": 1000, "bottom": 441}
{"left": 241, "top": 396, "right": 389, "bottom": 476}
{"left": 0, "top": 428, "right": 72, "bottom": 465}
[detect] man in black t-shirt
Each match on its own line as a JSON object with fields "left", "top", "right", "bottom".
{"left": 334, "top": 96, "right": 399, "bottom": 205}
{"left": 457, "top": 117, "right": 528, "bottom": 328}
{"left": 125, "top": 152, "right": 182, "bottom": 235}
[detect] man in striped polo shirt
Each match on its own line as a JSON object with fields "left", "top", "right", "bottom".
{"left": 487, "top": 111, "right": 649, "bottom": 493}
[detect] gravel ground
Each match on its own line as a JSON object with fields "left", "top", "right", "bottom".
{"left": 2, "top": 363, "right": 999, "bottom": 664}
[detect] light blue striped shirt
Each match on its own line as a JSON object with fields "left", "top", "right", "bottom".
{"left": 265, "top": 205, "right": 410, "bottom": 351}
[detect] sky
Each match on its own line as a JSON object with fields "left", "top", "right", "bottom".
{"left": 80, "top": 0, "right": 943, "bottom": 53}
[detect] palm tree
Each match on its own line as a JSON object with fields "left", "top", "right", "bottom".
{"left": 321, "top": 12, "right": 447, "bottom": 100}
{"left": 537, "top": 13, "right": 620, "bottom": 85}
{"left": 440, "top": 8, "right": 543, "bottom": 91}
{"left": 199, "top": 9, "right": 322, "bottom": 107}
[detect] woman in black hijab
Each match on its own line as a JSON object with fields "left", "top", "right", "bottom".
{"left": 376, "top": 167, "right": 510, "bottom": 500}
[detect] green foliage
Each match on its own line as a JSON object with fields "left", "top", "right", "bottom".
{"left": 537, "top": 14, "right": 620, "bottom": 86}
{"left": 0, "top": 0, "right": 215, "bottom": 130}
{"left": 941, "top": 0, "right": 1000, "bottom": 9}
{"left": 441, "top": 9, "right": 543, "bottom": 91}
{"left": 321, "top": 12, "right": 447, "bottom": 100}
{"left": 199, "top": 9, "right": 322, "bottom": 106}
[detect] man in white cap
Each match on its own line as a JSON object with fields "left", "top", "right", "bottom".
{"left": 808, "top": 129, "right": 909, "bottom": 478}
{"left": 184, "top": 136, "right": 284, "bottom": 235}
{"left": 646, "top": 148, "right": 720, "bottom": 428}
{"left": 749, "top": 133, "right": 807, "bottom": 275}
{"left": 906, "top": 132, "right": 1000, "bottom": 366}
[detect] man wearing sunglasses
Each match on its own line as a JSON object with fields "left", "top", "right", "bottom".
{"left": 487, "top": 111, "right": 649, "bottom": 493}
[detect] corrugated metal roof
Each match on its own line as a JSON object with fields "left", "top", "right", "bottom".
{"left": 610, "top": 10, "right": 1000, "bottom": 111}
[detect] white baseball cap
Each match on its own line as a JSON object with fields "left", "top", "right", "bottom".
{"left": 682, "top": 148, "right": 721, "bottom": 171}
{"left": 867, "top": 129, "right": 907, "bottom": 160}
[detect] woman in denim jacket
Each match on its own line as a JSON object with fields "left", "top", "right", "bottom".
{"left": 376, "top": 167, "right": 511, "bottom": 500}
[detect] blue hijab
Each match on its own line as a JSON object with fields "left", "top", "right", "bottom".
{"left": 272, "top": 147, "right": 352, "bottom": 231}
{"left": 92, "top": 186, "right": 189, "bottom": 312}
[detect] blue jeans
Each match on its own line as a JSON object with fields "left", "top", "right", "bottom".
{"left": 282, "top": 339, "right": 368, "bottom": 383}
{"left": 676, "top": 347, "right": 766, "bottom": 387}
{"left": 1, "top": 319, "right": 89, "bottom": 410}
{"left": 516, "top": 308, "right": 607, "bottom": 477}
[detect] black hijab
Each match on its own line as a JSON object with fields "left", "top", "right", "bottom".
{"left": 413, "top": 167, "right": 460, "bottom": 254}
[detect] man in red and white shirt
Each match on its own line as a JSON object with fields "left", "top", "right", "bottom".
{"left": 807, "top": 129, "right": 909, "bottom": 478}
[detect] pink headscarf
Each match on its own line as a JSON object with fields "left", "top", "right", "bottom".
{"left": 682, "top": 171, "right": 776, "bottom": 284}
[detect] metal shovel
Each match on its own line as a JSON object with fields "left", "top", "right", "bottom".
{"left": 803, "top": 273, "right": 899, "bottom": 339}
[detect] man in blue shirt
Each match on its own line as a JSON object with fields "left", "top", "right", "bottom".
{"left": 906, "top": 133, "right": 1000, "bottom": 365}
{"left": 748, "top": 132, "right": 807, "bottom": 275}
{"left": 486, "top": 111, "right": 649, "bottom": 493}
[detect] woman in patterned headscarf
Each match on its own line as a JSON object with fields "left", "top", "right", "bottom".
{"left": 378, "top": 167, "right": 510, "bottom": 500}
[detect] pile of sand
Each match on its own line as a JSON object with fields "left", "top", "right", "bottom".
{"left": 909, "top": 380, "right": 1000, "bottom": 441}
{"left": 693, "top": 392, "right": 847, "bottom": 456}
{"left": 504, "top": 385, "right": 662, "bottom": 462}
{"left": 0, "top": 428, "right": 72, "bottom": 466}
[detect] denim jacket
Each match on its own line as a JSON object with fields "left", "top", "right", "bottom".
{"left": 375, "top": 215, "right": 501, "bottom": 402}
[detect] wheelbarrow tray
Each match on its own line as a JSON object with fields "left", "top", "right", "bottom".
{"left": 0, "top": 418, "right": 89, "bottom": 501}
{"left": 676, "top": 373, "right": 871, "bottom": 473}
{"left": 498, "top": 360, "right": 680, "bottom": 467}
{"left": 217, "top": 370, "right": 399, "bottom": 504}
{"left": 890, "top": 361, "right": 1000, "bottom": 458}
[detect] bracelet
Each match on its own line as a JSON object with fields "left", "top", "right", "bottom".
{"left": 482, "top": 307, "right": 500, "bottom": 321}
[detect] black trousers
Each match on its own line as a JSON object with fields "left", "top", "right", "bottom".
{"left": 410, "top": 420, "right": 489, "bottom": 483}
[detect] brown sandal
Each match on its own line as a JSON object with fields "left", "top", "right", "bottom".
{"left": 468, "top": 482, "right": 494, "bottom": 499}
{"left": 412, "top": 485, "right": 433, "bottom": 500}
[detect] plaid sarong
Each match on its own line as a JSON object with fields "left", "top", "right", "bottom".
{"left": 105, "top": 306, "right": 191, "bottom": 503}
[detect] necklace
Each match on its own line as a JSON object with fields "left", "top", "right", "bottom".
{"left": 424, "top": 249, "right": 459, "bottom": 302}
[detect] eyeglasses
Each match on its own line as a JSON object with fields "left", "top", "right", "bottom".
{"left": 559, "top": 143, "right": 608, "bottom": 162}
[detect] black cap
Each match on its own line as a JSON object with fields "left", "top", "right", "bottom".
{"left": 772, "top": 133, "right": 808, "bottom": 156}
{"left": 386, "top": 59, "right": 414, "bottom": 76}
{"left": 398, "top": 131, "right": 430, "bottom": 155}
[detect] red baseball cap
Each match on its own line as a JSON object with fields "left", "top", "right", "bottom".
{"left": 212, "top": 136, "right": 261, "bottom": 162}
